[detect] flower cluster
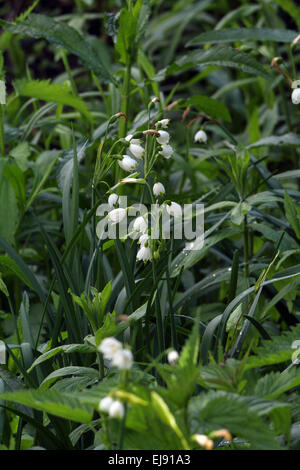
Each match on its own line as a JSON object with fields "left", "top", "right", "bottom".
{"left": 99, "top": 396, "right": 125, "bottom": 419}
{"left": 99, "top": 337, "right": 133, "bottom": 370}
{"left": 101, "top": 115, "right": 207, "bottom": 264}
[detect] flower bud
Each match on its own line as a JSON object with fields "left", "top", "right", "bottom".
{"left": 168, "top": 350, "right": 179, "bottom": 365}
{"left": 108, "top": 193, "right": 119, "bottom": 208}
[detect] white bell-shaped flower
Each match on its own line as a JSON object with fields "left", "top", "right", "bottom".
{"left": 194, "top": 129, "right": 207, "bottom": 143}
{"left": 108, "top": 193, "right": 119, "bottom": 208}
{"left": 108, "top": 401, "right": 125, "bottom": 419}
{"left": 153, "top": 182, "right": 166, "bottom": 197}
{"left": 136, "top": 246, "right": 151, "bottom": 262}
{"left": 133, "top": 216, "right": 148, "bottom": 234}
{"left": 108, "top": 208, "right": 127, "bottom": 224}
{"left": 156, "top": 119, "right": 170, "bottom": 129}
{"left": 111, "top": 349, "right": 133, "bottom": 370}
{"left": 99, "top": 337, "right": 122, "bottom": 359}
{"left": 292, "top": 88, "right": 300, "bottom": 104}
{"left": 138, "top": 234, "right": 150, "bottom": 246}
{"left": 129, "top": 142, "right": 144, "bottom": 159}
{"left": 99, "top": 396, "right": 114, "bottom": 413}
{"left": 157, "top": 130, "right": 170, "bottom": 144}
{"left": 159, "top": 144, "right": 173, "bottom": 159}
{"left": 166, "top": 201, "right": 182, "bottom": 218}
{"left": 118, "top": 155, "right": 138, "bottom": 172}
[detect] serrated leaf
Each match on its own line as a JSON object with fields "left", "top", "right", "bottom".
{"left": 0, "top": 14, "right": 115, "bottom": 84}
{"left": 0, "top": 389, "right": 93, "bottom": 423}
{"left": 189, "top": 390, "right": 281, "bottom": 449}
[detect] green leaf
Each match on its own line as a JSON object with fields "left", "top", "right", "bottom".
{"left": 154, "top": 45, "right": 270, "bottom": 81}
{"left": 14, "top": 79, "right": 92, "bottom": 120}
{"left": 187, "top": 28, "right": 298, "bottom": 46}
{"left": 254, "top": 368, "right": 300, "bottom": 400}
{"left": 248, "top": 133, "right": 300, "bottom": 148}
{"left": 10, "top": 142, "right": 30, "bottom": 172}
{"left": 0, "top": 14, "right": 115, "bottom": 84}
{"left": 95, "top": 311, "right": 117, "bottom": 346}
{"left": 40, "top": 366, "right": 99, "bottom": 390}
{"left": 0, "top": 273, "right": 8, "bottom": 297}
{"left": 0, "top": 389, "right": 93, "bottom": 423}
{"left": 189, "top": 391, "right": 281, "bottom": 449}
{"left": 184, "top": 95, "right": 231, "bottom": 122}
{"left": 245, "top": 324, "right": 300, "bottom": 369}
{"left": 0, "top": 169, "right": 18, "bottom": 245}
{"left": 27, "top": 344, "right": 95, "bottom": 373}
{"left": 284, "top": 191, "right": 300, "bottom": 239}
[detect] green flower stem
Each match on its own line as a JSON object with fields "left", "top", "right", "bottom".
{"left": 119, "top": 60, "right": 131, "bottom": 139}
{"left": 243, "top": 214, "right": 249, "bottom": 279}
{"left": 0, "top": 104, "right": 5, "bottom": 156}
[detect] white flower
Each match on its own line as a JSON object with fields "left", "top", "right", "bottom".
{"left": 157, "top": 130, "right": 170, "bottom": 144}
{"left": 133, "top": 216, "right": 148, "bottom": 234}
{"left": 136, "top": 246, "right": 151, "bottom": 262}
{"left": 156, "top": 119, "right": 170, "bottom": 129}
{"left": 99, "top": 337, "right": 122, "bottom": 359}
{"left": 166, "top": 201, "right": 182, "bottom": 218}
{"left": 125, "top": 134, "right": 141, "bottom": 145}
{"left": 153, "top": 182, "right": 165, "bottom": 197}
{"left": 99, "top": 396, "right": 114, "bottom": 413}
{"left": 108, "top": 193, "right": 119, "bottom": 208}
{"left": 109, "top": 401, "right": 125, "bottom": 419}
{"left": 111, "top": 349, "right": 133, "bottom": 370}
{"left": 108, "top": 208, "right": 127, "bottom": 224}
{"left": 159, "top": 144, "right": 173, "bottom": 159}
{"left": 168, "top": 350, "right": 179, "bottom": 365}
{"left": 138, "top": 234, "right": 150, "bottom": 246}
{"left": 194, "top": 129, "right": 207, "bottom": 143}
{"left": 292, "top": 88, "right": 300, "bottom": 104}
{"left": 118, "top": 155, "right": 138, "bottom": 172}
{"left": 129, "top": 142, "right": 144, "bottom": 159}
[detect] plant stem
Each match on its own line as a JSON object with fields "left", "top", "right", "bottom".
{"left": 0, "top": 104, "right": 5, "bottom": 156}
{"left": 243, "top": 214, "right": 249, "bottom": 279}
{"left": 119, "top": 60, "right": 131, "bottom": 139}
